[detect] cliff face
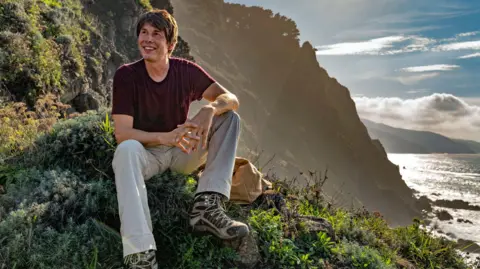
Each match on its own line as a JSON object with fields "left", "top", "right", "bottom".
{"left": 170, "top": 0, "right": 421, "bottom": 225}
{"left": 0, "top": 0, "right": 191, "bottom": 112}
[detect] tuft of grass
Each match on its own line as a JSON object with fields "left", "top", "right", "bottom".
{"left": 136, "top": 0, "right": 153, "bottom": 10}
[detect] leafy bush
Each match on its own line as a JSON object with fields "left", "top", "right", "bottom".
{"left": 0, "top": 93, "right": 70, "bottom": 160}
{"left": 333, "top": 240, "right": 394, "bottom": 269}
{"left": 0, "top": 0, "right": 103, "bottom": 106}
{"left": 15, "top": 108, "right": 117, "bottom": 180}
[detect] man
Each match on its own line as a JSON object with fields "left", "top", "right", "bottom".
{"left": 111, "top": 9, "right": 249, "bottom": 269}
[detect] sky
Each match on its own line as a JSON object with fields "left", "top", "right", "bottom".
{"left": 225, "top": 0, "right": 480, "bottom": 142}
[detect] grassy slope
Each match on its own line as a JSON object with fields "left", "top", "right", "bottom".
{"left": 0, "top": 106, "right": 475, "bottom": 269}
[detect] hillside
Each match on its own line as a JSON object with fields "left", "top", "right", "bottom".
{"left": 362, "top": 119, "right": 479, "bottom": 154}
{"left": 170, "top": 0, "right": 422, "bottom": 225}
{"left": 0, "top": 0, "right": 424, "bottom": 225}
{"left": 0, "top": 1, "right": 477, "bottom": 268}
{"left": 453, "top": 139, "right": 480, "bottom": 153}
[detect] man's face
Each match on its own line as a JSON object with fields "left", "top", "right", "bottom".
{"left": 137, "top": 23, "right": 172, "bottom": 62}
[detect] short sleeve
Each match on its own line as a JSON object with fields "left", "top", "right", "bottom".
{"left": 188, "top": 61, "right": 216, "bottom": 101}
{"left": 111, "top": 66, "right": 135, "bottom": 116}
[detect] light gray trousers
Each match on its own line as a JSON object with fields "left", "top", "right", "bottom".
{"left": 112, "top": 111, "right": 240, "bottom": 257}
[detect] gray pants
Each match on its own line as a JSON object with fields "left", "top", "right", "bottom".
{"left": 112, "top": 111, "right": 240, "bottom": 257}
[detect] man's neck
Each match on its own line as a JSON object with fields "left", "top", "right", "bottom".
{"left": 145, "top": 56, "right": 170, "bottom": 83}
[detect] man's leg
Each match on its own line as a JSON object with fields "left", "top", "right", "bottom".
{"left": 112, "top": 139, "right": 167, "bottom": 265}
{"left": 169, "top": 111, "right": 249, "bottom": 239}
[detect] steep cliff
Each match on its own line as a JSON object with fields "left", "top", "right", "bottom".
{"left": 0, "top": 0, "right": 191, "bottom": 112}
{"left": 170, "top": 0, "right": 421, "bottom": 225}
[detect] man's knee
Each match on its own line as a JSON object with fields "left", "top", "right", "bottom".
{"left": 112, "top": 139, "right": 144, "bottom": 167}
{"left": 219, "top": 110, "right": 240, "bottom": 122}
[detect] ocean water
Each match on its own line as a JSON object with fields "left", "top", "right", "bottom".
{"left": 387, "top": 154, "right": 480, "bottom": 251}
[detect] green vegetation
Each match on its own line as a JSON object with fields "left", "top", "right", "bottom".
{"left": 0, "top": 98, "right": 475, "bottom": 268}
{"left": 137, "top": 0, "right": 153, "bottom": 11}
{"left": 0, "top": 0, "right": 103, "bottom": 106}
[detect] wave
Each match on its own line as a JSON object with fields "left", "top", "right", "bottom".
{"left": 414, "top": 168, "right": 480, "bottom": 178}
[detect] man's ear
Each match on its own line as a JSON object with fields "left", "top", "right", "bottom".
{"left": 168, "top": 42, "right": 177, "bottom": 53}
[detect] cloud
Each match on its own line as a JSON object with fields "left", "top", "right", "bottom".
{"left": 434, "top": 40, "right": 480, "bottom": 51}
{"left": 353, "top": 93, "right": 480, "bottom": 141}
{"left": 457, "top": 31, "right": 480, "bottom": 37}
{"left": 394, "top": 73, "right": 439, "bottom": 85}
{"left": 457, "top": 52, "right": 480, "bottom": 59}
{"left": 315, "top": 35, "right": 433, "bottom": 56}
{"left": 399, "top": 64, "right": 460, "bottom": 72}
{"left": 316, "top": 32, "right": 480, "bottom": 56}
{"left": 406, "top": 89, "right": 429, "bottom": 94}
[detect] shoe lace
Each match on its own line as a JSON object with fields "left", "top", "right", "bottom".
{"left": 204, "top": 194, "right": 232, "bottom": 228}
{"left": 124, "top": 251, "right": 155, "bottom": 269}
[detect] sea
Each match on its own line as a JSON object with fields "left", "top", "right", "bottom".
{"left": 388, "top": 153, "right": 480, "bottom": 261}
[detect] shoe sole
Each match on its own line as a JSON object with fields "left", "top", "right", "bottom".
{"left": 192, "top": 224, "right": 249, "bottom": 240}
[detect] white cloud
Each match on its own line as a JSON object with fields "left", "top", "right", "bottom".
{"left": 394, "top": 73, "right": 439, "bottom": 85}
{"left": 457, "top": 31, "right": 480, "bottom": 37}
{"left": 314, "top": 35, "right": 435, "bottom": 56}
{"left": 315, "top": 36, "right": 408, "bottom": 55}
{"left": 353, "top": 93, "right": 480, "bottom": 141}
{"left": 316, "top": 32, "right": 480, "bottom": 56}
{"left": 434, "top": 40, "right": 480, "bottom": 51}
{"left": 406, "top": 89, "right": 429, "bottom": 94}
{"left": 399, "top": 64, "right": 460, "bottom": 72}
{"left": 457, "top": 52, "right": 480, "bottom": 59}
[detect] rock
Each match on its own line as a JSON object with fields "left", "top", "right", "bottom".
{"left": 436, "top": 210, "right": 453, "bottom": 221}
{"left": 223, "top": 231, "right": 261, "bottom": 269}
{"left": 396, "top": 258, "right": 417, "bottom": 269}
{"left": 432, "top": 199, "right": 480, "bottom": 211}
{"left": 71, "top": 93, "right": 100, "bottom": 113}
{"left": 457, "top": 218, "right": 473, "bottom": 224}
{"left": 456, "top": 239, "right": 480, "bottom": 254}
{"left": 416, "top": 195, "right": 432, "bottom": 212}
{"left": 296, "top": 216, "right": 335, "bottom": 241}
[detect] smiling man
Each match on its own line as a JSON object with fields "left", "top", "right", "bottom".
{"left": 111, "top": 9, "right": 249, "bottom": 269}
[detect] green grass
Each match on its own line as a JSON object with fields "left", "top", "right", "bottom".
{"left": 0, "top": 0, "right": 103, "bottom": 106}
{"left": 0, "top": 111, "right": 476, "bottom": 268}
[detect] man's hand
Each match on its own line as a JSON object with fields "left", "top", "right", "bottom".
{"left": 163, "top": 122, "right": 200, "bottom": 153}
{"left": 179, "top": 105, "right": 215, "bottom": 152}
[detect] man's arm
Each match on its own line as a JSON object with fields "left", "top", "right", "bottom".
{"left": 112, "top": 114, "right": 165, "bottom": 146}
{"left": 112, "top": 114, "right": 199, "bottom": 150}
{"left": 202, "top": 82, "right": 239, "bottom": 115}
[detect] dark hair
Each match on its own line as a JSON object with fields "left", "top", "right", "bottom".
{"left": 136, "top": 9, "right": 178, "bottom": 55}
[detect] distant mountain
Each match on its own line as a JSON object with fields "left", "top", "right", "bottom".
{"left": 361, "top": 119, "right": 478, "bottom": 154}
{"left": 452, "top": 139, "right": 480, "bottom": 153}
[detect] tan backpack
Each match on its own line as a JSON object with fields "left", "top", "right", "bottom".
{"left": 197, "top": 157, "right": 272, "bottom": 204}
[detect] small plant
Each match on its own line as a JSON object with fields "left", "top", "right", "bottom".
{"left": 313, "top": 232, "right": 335, "bottom": 258}
{"left": 137, "top": 0, "right": 153, "bottom": 10}
{"left": 0, "top": 93, "right": 69, "bottom": 159}
{"left": 334, "top": 240, "right": 394, "bottom": 269}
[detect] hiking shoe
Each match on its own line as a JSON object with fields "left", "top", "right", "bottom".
{"left": 189, "top": 192, "right": 249, "bottom": 240}
{"left": 124, "top": 249, "right": 157, "bottom": 269}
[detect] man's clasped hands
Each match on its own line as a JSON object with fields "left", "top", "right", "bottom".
{"left": 165, "top": 105, "right": 216, "bottom": 154}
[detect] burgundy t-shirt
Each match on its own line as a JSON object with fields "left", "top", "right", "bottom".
{"left": 111, "top": 57, "right": 216, "bottom": 132}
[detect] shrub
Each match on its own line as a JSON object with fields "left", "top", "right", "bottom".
{"left": 0, "top": 0, "right": 102, "bottom": 106}
{"left": 0, "top": 93, "right": 69, "bottom": 160}
{"left": 333, "top": 240, "right": 394, "bottom": 269}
